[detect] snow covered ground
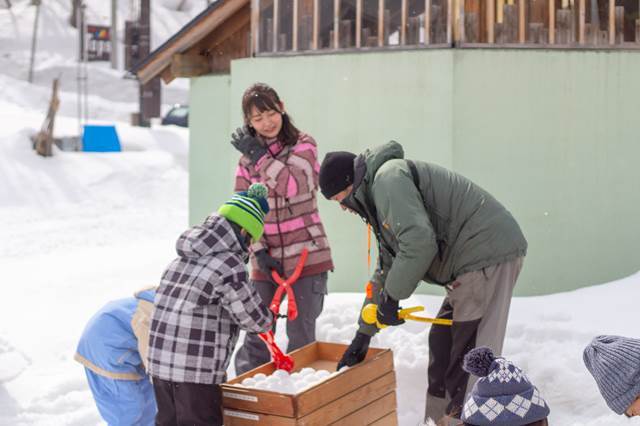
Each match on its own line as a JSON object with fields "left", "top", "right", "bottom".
{"left": 1, "top": 110, "right": 637, "bottom": 426}
{"left": 1, "top": 1, "right": 639, "bottom": 425}
{"left": 1, "top": 116, "right": 637, "bottom": 426}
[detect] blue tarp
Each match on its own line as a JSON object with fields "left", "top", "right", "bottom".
{"left": 82, "top": 125, "right": 121, "bottom": 152}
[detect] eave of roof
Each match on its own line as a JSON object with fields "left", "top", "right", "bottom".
{"left": 128, "top": 0, "right": 248, "bottom": 83}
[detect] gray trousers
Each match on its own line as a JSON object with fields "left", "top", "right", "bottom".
{"left": 234, "top": 272, "right": 328, "bottom": 376}
{"left": 425, "top": 257, "right": 524, "bottom": 424}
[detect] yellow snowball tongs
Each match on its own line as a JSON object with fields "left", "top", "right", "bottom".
{"left": 361, "top": 303, "right": 454, "bottom": 328}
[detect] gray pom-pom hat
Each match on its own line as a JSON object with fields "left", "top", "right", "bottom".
{"left": 461, "top": 347, "right": 550, "bottom": 425}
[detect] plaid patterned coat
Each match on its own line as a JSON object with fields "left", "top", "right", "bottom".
{"left": 147, "top": 214, "right": 273, "bottom": 384}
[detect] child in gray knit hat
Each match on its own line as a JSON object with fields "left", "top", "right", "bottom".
{"left": 583, "top": 335, "right": 640, "bottom": 417}
{"left": 460, "top": 346, "right": 550, "bottom": 426}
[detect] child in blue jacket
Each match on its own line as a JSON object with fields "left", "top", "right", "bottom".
{"left": 75, "top": 288, "right": 156, "bottom": 426}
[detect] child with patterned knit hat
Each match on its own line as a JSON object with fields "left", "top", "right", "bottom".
{"left": 459, "top": 346, "right": 550, "bottom": 426}
{"left": 148, "top": 183, "right": 274, "bottom": 426}
{"left": 583, "top": 335, "right": 640, "bottom": 417}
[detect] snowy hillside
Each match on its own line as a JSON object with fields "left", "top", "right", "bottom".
{"left": 0, "top": 0, "right": 209, "bottom": 121}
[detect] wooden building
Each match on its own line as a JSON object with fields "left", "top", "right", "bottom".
{"left": 131, "top": 0, "right": 640, "bottom": 297}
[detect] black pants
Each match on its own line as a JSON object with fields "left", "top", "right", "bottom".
{"left": 152, "top": 377, "right": 223, "bottom": 426}
{"left": 425, "top": 258, "right": 523, "bottom": 423}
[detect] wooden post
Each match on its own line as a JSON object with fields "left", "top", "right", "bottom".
{"left": 556, "top": 8, "right": 569, "bottom": 43}
{"left": 446, "top": 0, "right": 452, "bottom": 44}
{"left": 497, "top": 0, "right": 504, "bottom": 23}
{"left": 292, "top": 0, "right": 298, "bottom": 50}
{"left": 273, "top": 0, "right": 279, "bottom": 51}
{"left": 251, "top": 0, "right": 259, "bottom": 54}
{"left": 615, "top": 5, "right": 624, "bottom": 44}
{"left": 578, "top": 0, "right": 585, "bottom": 44}
{"left": 487, "top": 0, "right": 495, "bottom": 43}
{"left": 608, "top": 0, "right": 614, "bottom": 45}
{"left": 334, "top": 0, "right": 340, "bottom": 48}
{"left": 424, "top": 0, "right": 431, "bottom": 44}
{"left": 518, "top": 0, "right": 525, "bottom": 43}
{"left": 378, "top": 0, "right": 384, "bottom": 46}
{"left": 503, "top": 3, "right": 517, "bottom": 42}
{"left": 312, "top": 0, "right": 318, "bottom": 49}
{"left": 401, "top": 0, "right": 407, "bottom": 45}
{"left": 34, "top": 78, "right": 60, "bottom": 157}
{"left": 548, "top": 0, "right": 555, "bottom": 44}
{"left": 356, "top": 0, "right": 362, "bottom": 47}
{"left": 454, "top": 0, "right": 464, "bottom": 43}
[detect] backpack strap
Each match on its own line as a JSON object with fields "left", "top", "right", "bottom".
{"left": 406, "top": 159, "right": 426, "bottom": 208}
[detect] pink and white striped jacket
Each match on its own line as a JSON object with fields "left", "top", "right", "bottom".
{"left": 234, "top": 132, "right": 334, "bottom": 281}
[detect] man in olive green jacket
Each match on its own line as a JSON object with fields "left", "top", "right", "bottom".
{"left": 319, "top": 141, "right": 527, "bottom": 424}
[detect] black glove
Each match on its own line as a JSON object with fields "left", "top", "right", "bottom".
{"left": 377, "top": 290, "right": 405, "bottom": 326}
{"left": 230, "top": 126, "right": 267, "bottom": 164}
{"left": 254, "top": 249, "right": 284, "bottom": 277}
{"left": 337, "top": 332, "right": 372, "bottom": 370}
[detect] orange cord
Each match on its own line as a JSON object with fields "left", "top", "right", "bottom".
{"left": 365, "top": 225, "right": 373, "bottom": 299}
{"left": 367, "top": 224, "right": 371, "bottom": 272}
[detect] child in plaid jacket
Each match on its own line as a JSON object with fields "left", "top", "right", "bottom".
{"left": 148, "top": 184, "right": 273, "bottom": 425}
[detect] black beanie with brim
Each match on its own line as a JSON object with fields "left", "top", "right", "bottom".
{"left": 319, "top": 151, "right": 357, "bottom": 199}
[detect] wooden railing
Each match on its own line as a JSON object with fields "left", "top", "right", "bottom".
{"left": 251, "top": 0, "right": 640, "bottom": 55}
{"left": 458, "top": 0, "right": 640, "bottom": 46}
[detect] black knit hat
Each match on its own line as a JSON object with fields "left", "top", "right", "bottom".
{"left": 319, "top": 151, "right": 357, "bottom": 199}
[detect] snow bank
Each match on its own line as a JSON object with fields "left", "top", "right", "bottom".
{"left": 0, "top": 338, "right": 30, "bottom": 384}
{"left": 311, "top": 272, "right": 640, "bottom": 426}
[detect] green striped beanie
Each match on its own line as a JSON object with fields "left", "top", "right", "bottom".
{"left": 218, "top": 183, "right": 270, "bottom": 241}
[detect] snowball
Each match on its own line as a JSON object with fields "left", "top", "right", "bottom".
{"left": 314, "top": 370, "right": 330, "bottom": 380}
{"left": 238, "top": 366, "right": 336, "bottom": 394}
{"left": 272, "top": 369, "right": 290, "bottom": 379}
{"left": 299, "top": 367, "right": 315, "bottom": 377}
{"left": 241, "top": 378, "right": 257, "bottom": 387}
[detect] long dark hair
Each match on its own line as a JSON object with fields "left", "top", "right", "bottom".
{"left": 241, "top": 83, "right": 300, "bottom": 147}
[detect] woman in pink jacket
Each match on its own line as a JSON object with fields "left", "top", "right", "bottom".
{"left": 231, "top": 83, "right": 334, "bottom": 375}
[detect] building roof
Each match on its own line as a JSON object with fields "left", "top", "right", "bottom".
{"left": 129, "top": 0, "right": 249, "bottom": 84}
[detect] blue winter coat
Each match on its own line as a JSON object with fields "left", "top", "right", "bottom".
{"left": 75, "top": 288, "right": 156, "bottom": 380}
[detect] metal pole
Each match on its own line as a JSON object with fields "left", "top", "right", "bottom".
{"left": 77, "top": 3, "right": 89, "bottom": 134}
{"left": 27, "top": 0, "right": 41, "bottom": 83}
{"left": 77, "top": 2, "right": 82, "bottom": 138}
{"left": 82, "top": 3, "right": 88, "bottom": 123}
{"left": 111, "top": 0, "right": 118, "bottom": 69}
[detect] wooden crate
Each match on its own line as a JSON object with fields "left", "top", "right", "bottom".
{"left": 222, "top": 341, "right": 397, "bottom": 426}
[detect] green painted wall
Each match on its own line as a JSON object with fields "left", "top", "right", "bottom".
{"left": 452, "top": 49, "right": 640, "bottom": 295}
{"left": 188, "top": 49, "right": 640, "bottom": 296}
{"left": 189, "top": 74, "right": 233, "bottom": 225}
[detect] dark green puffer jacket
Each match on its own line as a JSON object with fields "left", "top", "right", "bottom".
{"left": 348, "top": 141, "right": 527, "bottom": 307}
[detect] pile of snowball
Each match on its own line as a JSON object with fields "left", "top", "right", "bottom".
{"left": 233, "top": 366, "right": 349, "bottom": 394}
